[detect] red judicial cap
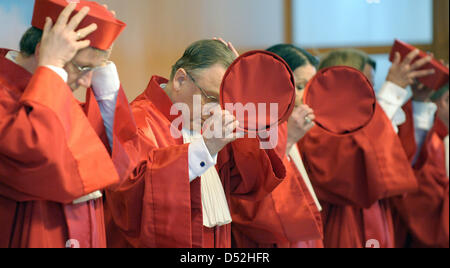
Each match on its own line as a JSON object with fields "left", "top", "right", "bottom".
{"left": 304, "top": 66, "right": 376, "bottom": 135}
{"left": 32, "top": 0, "right": 126, "bottom": 50}
{"left": 220, "top": 50, "right": 296, "bottom": 133}
{"left": 390, "top": 40, "right": 449, "bottom": 90}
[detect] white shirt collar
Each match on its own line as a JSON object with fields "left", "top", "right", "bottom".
{"left": 5, "top": 51, "right": 19, "bottom": 64}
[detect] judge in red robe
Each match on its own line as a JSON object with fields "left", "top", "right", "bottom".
{"left": 394, "top": 83, "right": 449, "bottom": 248}
{"left": 230, "top": 44, "right": 324, "bottom": 248}
{"left": 0, "top": 1, "right": 137, "bottom": 248}
{"left": 105, "top": 40, "right": 286, "bottom": 248}
{"left": 299, "top": 51, "right": 420, "bottom": 248}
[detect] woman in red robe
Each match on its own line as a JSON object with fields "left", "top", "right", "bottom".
{"left": 299, "top": 49, "right": 423, "bottom": 248}
{"left": 230, "top": 44, "right": 324, "bottom": 248}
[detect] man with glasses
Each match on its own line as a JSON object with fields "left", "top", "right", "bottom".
{"left": 105, "top": 39, "right": 287, "bottom": 248}
{"left": 0, "top": 1, "right": 137, "bottom": 248}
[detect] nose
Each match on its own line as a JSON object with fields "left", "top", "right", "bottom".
{"left": 77, "top": 71, "right": 94, "bottom": 88}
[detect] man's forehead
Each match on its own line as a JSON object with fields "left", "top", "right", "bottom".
{"left": 73, "top": 47, "right": 107, "bottom": 65}
{"left": 196, "top": 64, "right": 227, "bottom": 89}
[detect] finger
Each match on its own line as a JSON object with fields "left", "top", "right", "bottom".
{"left": 76, "top": 23, "right": 97, "bottom": 39}
{"left": 75, "top": 40, "right": 91, "bottom": 51}
{"left": 409, "top": 69, "right": 435, "bottom": 79}
{"left": 297, "top": 104, "right": 312, "bottom": 111}
{"left": 298, "top": 107, "right": 311, "bottom": 119}
{"left": 42, "top": 17, "right": 53, "bottom": 38}
{"left": 67, "top": 6, "right": 91, "bottom": 31}
{"left": 304, "top": 122, "right": 315, "bottom": 131}
{"left": 215, "top": 37, "right": 228, "bottom": 47}
{"left": 223, "top": 113, "right": 237, "bottom": 126}
{"left": 307, "top": 114, "right": 316, "bottom": 122}
{"left": 206, "top": 103, "right": 222, "bottom": 115}
{"left": 403, "top": 49, "right": 420, "bottom": 66}
{"left": 228, "top": 42, "right": 239, "bottom": 58}
{"left": 393, "top": 52, "right": 401, "bottom": 65}
{"left": 111, "top": 10, "right": 116, "bottom": 17}
{"left": 410, "top": 56, "right": 432, "bottom": 70}
{"left": 221, "top": 109, "right": 237, "bottom": 120}
{"left": 224, "top": 121, "right": 239, "bottom": 137}
{"left": 55, "top": 2, "right": 77, "bottom": 27}
{"left": 302, "top": 107, "right": 314, "bottom": 115}
{"left": 234, "top": 131, "right": 246, "bottom": 139}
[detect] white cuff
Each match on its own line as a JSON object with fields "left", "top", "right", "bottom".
{"left": 44, "top": 65, "right": 68, "bottom": 83}
{"left": 377, "top": 81, "right": 409, "bottom": 119}
{"left": 392, "top": 108, "right": 407, "bottom": 129}
{"left": 72, "top": 191, "right": 103, "bottom": 204}
{"left": 188, "top": 138, "right": 218, "bottom": 182}
{"left": 413, "top": 101, "right": 437, "bottom": 131}
{"left": 91, "top": 61, "right": 120, "bottom": 101}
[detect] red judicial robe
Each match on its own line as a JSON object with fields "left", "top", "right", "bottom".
{"left": 230, "top": 123, "right": 324, "bottom": 248}
{"left": 0, "top": 49, "right": 138, "bottom": 248}
{"left": 299, "top": 103, "right": 418, "bottom": 248}
{"left": 105, "top": 76, "right": 286, "bottom": 248}
{"left": 393, "top": 100, "right": 449, "bottom": 248}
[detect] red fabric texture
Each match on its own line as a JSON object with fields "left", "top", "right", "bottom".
{"left": 304, "top": 66, "right": 375, "bottom": 135}
{"left": 0, "top": 48, "right": 134, "bottom": 248}
{"left": 220, "top": 51, "right": 296, "bottom": 133}
{"left": 230, "top": 125, "right": 323, "bottom": 248}
{"left": 389, "top": 40, "right": 449, "bottom": 91}
{"left": 32, "top": 0, "right": 126, "bottom": 50}
{"left": 393, "top": 104, "right": 449, "bottom": 248}
{"left": 299, "top": 65, "right": 417, "bottom": 247}
{"left": 397, "top": 100, "right": 418, "bottom": 162}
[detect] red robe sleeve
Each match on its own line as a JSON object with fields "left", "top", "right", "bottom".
{"left": 230, "top": 123, "right": 321, "bottom": 246}
{"left": 393, "top": 128, "right": 449, "bottom": 248}
{"left": 231, "top": 157, "right": 323, "bottom": 245}
{"left": 225, "top": 136, "right": 286, "bottom": 202}
{"left": 105, "top": 106, "right": 196, "bottom": 248}
{"left": 398, "top": 100, "right": 417, "bottom": 162}
{"left": 0, "top": 67, "right": 119, "bottom": 204}
{"left": 83, "top": 87, "right": 141, "bottom": 186}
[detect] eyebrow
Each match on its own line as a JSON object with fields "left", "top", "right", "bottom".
{"left": 75, "top": 61, "right": 96, "bottom": 68}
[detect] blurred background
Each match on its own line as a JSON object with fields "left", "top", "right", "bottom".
{"left": 0, "top": 0, "right": 448, "bottom": 101}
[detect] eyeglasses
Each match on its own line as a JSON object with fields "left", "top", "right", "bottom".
{"left": 71, "top": 60, "right": 98, "bottom": 74}
{"left": 186, "top": 71, "right": 219, "bottom": 103}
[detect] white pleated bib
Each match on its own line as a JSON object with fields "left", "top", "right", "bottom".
{"left": 182, "top": 131, "right": 232, "bottom": 228}
{"left": 288, "top": 145, "right": 322, "bottom": 211}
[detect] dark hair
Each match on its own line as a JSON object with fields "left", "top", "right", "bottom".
{"left": 266, "top": 44, "right": 319, "bottom": 72}
{"left": 367, "top": 57, "right": 377, "bottom": 71}
{"left": 431, "top": 83, "right": 449, "bottom": 101}
{"left": 319, "top": 48, "right": 376, "bottom": 71}
{"left": 170, "top": 40, "right": 236, "bottom": 80}
{"left": 19, "top": 27, "right": 43, "bottom": 57}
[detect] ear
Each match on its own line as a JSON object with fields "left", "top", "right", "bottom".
{"left": 34, "top": 42, "right": 41, "bottom": 61}
{"left": 172, "top": 68, "right": 188, "bottom": 92}
{"left": 442, "top": 91, "right": 449, "bottom": 108}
